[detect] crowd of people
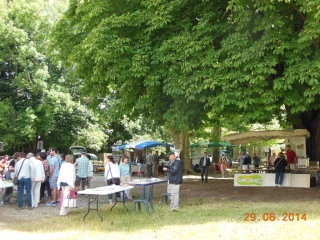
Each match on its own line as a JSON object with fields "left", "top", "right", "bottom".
{"left": 134, "top": 150, "right": 160, "bottom": 178}
{"left": 0, "top": 148, "right": 92, "bottom": 215}
{"left": 1, "top": 148, "right": 183, "bottom": 214}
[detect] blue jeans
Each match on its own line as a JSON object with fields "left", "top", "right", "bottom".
{"left": 106, "top": 179, "right": 120, "bottom": 200}
{"left": 147, "top": 164, "right": 153, "bottom": 178}
{"left": 275, "top": 171, "right": 285, "bottom": 185}
{"left": 18, "top": 177, "right": 32, "bottom": 208}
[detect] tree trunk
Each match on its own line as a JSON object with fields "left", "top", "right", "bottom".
{"left": 168, "top": 128, "right": 193, "bottom": 174}
{"left": 293, "top": 110, "right": 320, "bottom": 162}
{"left": 211, "top": 127, "right": 222, "bottom": 163}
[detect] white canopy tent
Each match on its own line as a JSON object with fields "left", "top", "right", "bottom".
{"left": 221, "top": 129, "right": 310, "bottom": 144}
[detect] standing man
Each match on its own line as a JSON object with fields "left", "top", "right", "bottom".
{"left": 153, "top": 151, "right": 160, "bottom": 177}
{"left": 163, "top": 151, "right": 182, "bottom": 212}
{"left": 286, "top": 145, "right": 297, "bottom": 170}
{"left": 14, "top": 152, "right": 35, "bottom": 209}
{"left": 244, "top": 152, "right": 252, "bottom": 165}
{"left": 199, "top": 152, "right": 211, "bottom": 183}
{"left": 47, "top": 147, "right": 61, "bottom": 206}
{"left": 238, "top": 151, "right": 245, "bottom": 169}
{"left": 74, "top": 152, "right": 89, "bottom": 191}
{"left": 253, "top": 153, "right": 261, "bottom": 168}
{"left": 146, "top": 150, "right": 153, "bottom": 178}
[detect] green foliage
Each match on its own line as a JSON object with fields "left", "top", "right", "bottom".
{"left": 0, "top": 0, "right": 106, "bottom": 153}
{"left": 206, "top": 0, "right": 320, "bottom": 124}
{"left": 50, "top": 0, "right": 228, "bottom": 134}
{"left": 50, "top": 0, "right": 320, "bottom": 152}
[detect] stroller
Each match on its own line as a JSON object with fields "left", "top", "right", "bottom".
{"left": 0, "top": 171, "right": 14, "bottom": 205}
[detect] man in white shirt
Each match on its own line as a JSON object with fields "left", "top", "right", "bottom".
{"left": 14, "top": 152, "right": 35, "bottom": 209}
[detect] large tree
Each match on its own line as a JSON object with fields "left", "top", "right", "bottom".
{"left": 50, "top": 0, "right": 320, "bottom": 164}
{"left": 50, "top": 0, "right": 228, "bottom": 171}
{"left": 200, "top": 0, "right": 320, "bottom": 161}
{"left": 0, "top": 0, "right": 106, "bottom": 153}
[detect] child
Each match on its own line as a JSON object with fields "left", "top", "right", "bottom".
{"left": 219, "top": 154, "right": 228, "bottom": 178}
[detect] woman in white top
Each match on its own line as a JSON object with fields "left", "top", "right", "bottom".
{"left": 57, "top": 154, "right": 76, "bottom": 216}
{"left": 29, "top": 154, "right": 45, "bottom": 208}
{"left": 104, "top": 155, "right": 120, "bottom": 204}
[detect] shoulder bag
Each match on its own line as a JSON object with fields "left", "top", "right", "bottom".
{"left": 274, "top": 157, "right": 284, "bottom": 170}
{"left": 12, "top": 158, "right": 26, "bottom": 185}
{"left": 108, "top": 164, "right": 120, "bottom": 185}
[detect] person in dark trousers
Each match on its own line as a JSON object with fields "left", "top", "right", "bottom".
{"left": 199, "top": 152, "right": 211, "bottom": 183}
{"left": 253, "top": 153, "right": 260, "bottom": 168}
{"left": 274, "top": 152, "right": 287, "bottom": 187}
{"left": 163, "top": 151, "right": 182, "bottom": 212}
{"left": 244, "top": 152, "right": 252, "bottom": 165}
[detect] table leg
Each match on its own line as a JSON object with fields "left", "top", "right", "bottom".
{"left": 122, "top": 190, "right": 129, "bottom": 212}
{"left": 83, "top": 195, "right": 103, "bottom": 221}
{"left": 143, "top": 186, "right": 146, "bottom": 199}
{"left": 110, "top": 194, "right": 117, "bottom": 211}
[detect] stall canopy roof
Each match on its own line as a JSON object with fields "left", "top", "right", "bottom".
{"left": 190, "top": 142, "right": 235, "bottom": 148}
{"left": 118, "top": 140, "right": 173, "bottom": 150}
{"left": 221, "top": 129, "right": 310, "bottom": 144}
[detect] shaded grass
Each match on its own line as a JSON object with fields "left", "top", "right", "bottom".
{"left": 6, "top": 197, "right": 320, "bottom": 240}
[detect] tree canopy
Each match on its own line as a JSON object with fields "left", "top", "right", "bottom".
{"left": 0, "top": 0, "right": 108, "bottom": 153}
{"left": 50, "top": 0, "right": 320, "bottom": 160}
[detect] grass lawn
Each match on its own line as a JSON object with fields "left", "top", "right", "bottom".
{"left": 3, "top": 197, "right": 320, "bottom": 240}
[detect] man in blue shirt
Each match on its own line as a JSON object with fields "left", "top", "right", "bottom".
{"left": 74, "top": 152, "right": 89, "bottom": 192}
{"left": 47, "top": 147, "right": 61, "bottom": 206}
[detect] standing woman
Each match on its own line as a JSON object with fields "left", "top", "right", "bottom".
{"left": 57, "top": 154, "right": 76, "bottom": 216}
{"left": 1, "top": 156, "right": 13, "bottom": 205}
{"left": 104, "top": 155, "right": 120, "bottom": 204}
{"left": 30, "top": 154, "right": 45, "bottom": 208}
{"left": 274, "top": 152, "right": 287, "bottom": 187}
{"left": 39, "top": 152, "right": 51, "bottom": 203}
{"left": 119, "top": 156, "right": 132, "bottom": 200}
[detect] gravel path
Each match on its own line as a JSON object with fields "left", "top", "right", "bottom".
{"left": 0, "top": 173, "right": 168, "bottom": 223}
{"left": 0, "top": 173, "right": 122, "bottom": 222}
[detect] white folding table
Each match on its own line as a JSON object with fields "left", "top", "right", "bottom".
{"left": 78, "top": 185, "right": 134, "bottom": 221}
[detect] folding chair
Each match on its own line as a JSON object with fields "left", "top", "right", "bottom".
{"left": 133, "top": 185, "right": 154, "bottom": 215}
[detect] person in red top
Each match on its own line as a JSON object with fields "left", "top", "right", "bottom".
{"left": 286, "top": 145, "right": 297, "bottom": 170}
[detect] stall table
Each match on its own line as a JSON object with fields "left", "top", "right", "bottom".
{"left": 0, "top": 181, "right": 14, "bottom": 205}
{"left": 234, "top": 172, "right": 310, "bottom": 188}
{"left": 78, "top": 185, "right": 134, "bottom": 221}
{"left": 129, "top": 178, "right": 167, "bottom": 199}
{"left": 0, "top": 181, "right": 14, "bottom": 189}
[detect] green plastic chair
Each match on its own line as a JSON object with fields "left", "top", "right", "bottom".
{"left": 133, "top": 186, "right": 154, "bottom": 215}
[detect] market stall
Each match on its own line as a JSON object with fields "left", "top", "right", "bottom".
{"left": 234, "top": 173, "right": 310, "bottom": 188}
{"left": 222, "top": 129, "right": 314, "bottom": 188}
